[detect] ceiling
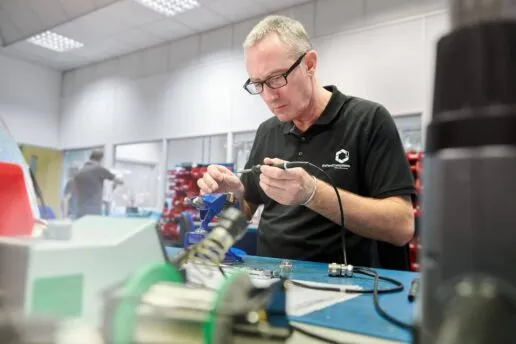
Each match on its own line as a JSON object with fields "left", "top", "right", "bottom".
{"left": 0, "top": 0, "right": 312, "bottom": 71}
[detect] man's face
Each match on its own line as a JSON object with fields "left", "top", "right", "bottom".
{"left": 245, "top": 34, "right": 312, "bottom": 122}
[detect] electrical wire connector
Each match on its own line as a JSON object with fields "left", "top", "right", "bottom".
{"left": 328, "top": 263, "right": 354, "bottom": 277}
{"left": 279, "top": 260, "right": 293, "bottom": 278}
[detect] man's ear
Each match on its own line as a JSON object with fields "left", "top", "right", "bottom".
{"left": 305, "top": 50, "right": 317, "bottom": 76}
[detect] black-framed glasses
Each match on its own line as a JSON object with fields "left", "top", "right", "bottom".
{"left": 243, "top": 52, "right": 307, "bottom": 95}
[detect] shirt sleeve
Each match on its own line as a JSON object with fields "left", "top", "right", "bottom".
{"left": 363, "top": 106, "right": 415, "bottom": 199}
{"left": 97, "top": 166, "right": 116, "bottom": 181}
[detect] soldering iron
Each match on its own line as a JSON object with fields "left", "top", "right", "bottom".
{"left": 237, "top": 161, "right": 311, "bottom": 174}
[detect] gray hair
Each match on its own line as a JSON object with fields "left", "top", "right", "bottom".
{"left": 243, "top": 15, "right": 312, "bottom": 57}
{"left": 90, "top": 150, "right": 104, "bottom": 162}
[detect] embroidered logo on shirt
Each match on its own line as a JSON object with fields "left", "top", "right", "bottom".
{"left": 322, "top": 149, "right": 351, "bottom": 170}
{"left": 335, "top": 149, "right": 349, "bottom": 164}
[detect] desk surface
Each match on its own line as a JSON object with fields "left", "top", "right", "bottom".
{"left": 166, "top": 247, "right": 417, "bottom": 343}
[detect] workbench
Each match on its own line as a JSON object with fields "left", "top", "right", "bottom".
{"left": 166, "top": 247, "right": 417, "bottom": 344}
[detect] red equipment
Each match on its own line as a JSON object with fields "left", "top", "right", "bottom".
{"left": 0, "top": 162, "right": 34, "bottom": 237}
{"left": 160, "top": 163, "right": 234, "bottom": 242}
{"left": 407, "top": 151, "right": 424, "bottom": 272}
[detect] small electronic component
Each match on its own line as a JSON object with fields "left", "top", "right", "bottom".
{"left": 328, "top": 263, "right": 340, "bottom": 277}
{"left": 223, "top": 266, "right": 275, "bottom": 279}
{"left": 408, "top": 277, "right": 419, "bottom": 302}
{"left": 328, "top": 263, "right": 353, "bottom": 277}
{"left": 279, "top": 260, "right": 293, "bottom": 278}
{"left": 237, "top": 161, "right": 311, "bottom": 174}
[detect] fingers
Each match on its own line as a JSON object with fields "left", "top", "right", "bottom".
{"left": 260, "top": 165, "right": 305, "bottom": 180}
{"left": 259, "top": 180, "right": 285, "bottom": 196}
{"left": 260, "top": 165, "right": 288, "bottom": 179}
{"left": 259, "top": 174, "right": 288, "bottom": 191}
{"left": 263, "top": 157, "right": 286, "bottom": 165}
{"left": 262, "top": 157, "right": 287, "bottom": 179}
{"left": 213, "top": 164, "right": 235, "bottom": 176}
{"left": 198, "top": 172, "right": 219, "bottom": 193}
{"left": 199, "top": 164, "right": 244, "bottom": 195}
{"left": 207, "top": 164, "right": 226, "bottom": 180}
{"left": 262, "top": 157, "right": 298, "bottom": 179}
{"left": 197, "top": 178, "right": 209, "bottom": 193}
{"left": 203, "top": 164, "right": 232, "bottom": 191}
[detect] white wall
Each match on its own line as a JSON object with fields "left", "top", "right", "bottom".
{"left": 115, "top": 141, "right": 161, "bottom": 165}
{"left": 0, "top": 53, "right": 62, "bottom": 148}
{"left": 167, "top": 134, "right": 227, "bottom": 166}
{"left": 60, "top": 0, "right": 451, "bottom": 150}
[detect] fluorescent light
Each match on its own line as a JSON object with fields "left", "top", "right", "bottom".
{"left": 27, "top": 31, "right": 84, "bottom": 52}
{"left": 133, "top": 0, "right": 200, "bottom": 17}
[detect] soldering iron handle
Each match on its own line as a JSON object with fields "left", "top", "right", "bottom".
{"left": 272, "top": 162, "right": 289, "bottom": 169}
{"left": 243, "top": 161, "right": 311, "bottom": 174}
{"left": 251, "top": 163, "right": 287, "bottom": 170}
{"left": 270, "top": 161, "right": 310, "bottom": 169}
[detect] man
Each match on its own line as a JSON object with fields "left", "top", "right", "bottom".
{"left": 198, "top": 15, "right": 415, "bottom": 266}
{"left": 61, "top": 165, "right": 79, "bottom": 218}
{"left": 74, "top": 150, "right": 123, "bottom": 218}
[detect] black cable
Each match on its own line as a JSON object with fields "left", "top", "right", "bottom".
{"left": 291, "top": 276, "right": 403, "bottom": 295}
{"left": 181, "top": 160, "right": 408, "bottom": 340}
{"left": 290, "top": 323, "right": 344, "bottom": 344}
{"left": 285, "top": 161, "right": 347, "bottom": 265}
{"left": 291, "top": 271, "right": 411, "bottom": 333}
{"left": 289, "top": 280, "right": 342, "bottom": 292}
{"left": 231, "top": 327, "right": 293, "bottom": 341}
{"left": 284, "top": 162, "right": 413, "bottom": 332}
{"left": 347, "top": 269, "right": 404, "bottom": 294}
{"left": 356, "top": 267, "right": 414, "bottom": 331}
{"left": 218, "top": 265, "right": 227, "bottom": 278}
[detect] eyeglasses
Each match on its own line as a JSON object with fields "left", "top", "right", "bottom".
{"left": 243, "top": 52, "right": 307, "bottom": 95}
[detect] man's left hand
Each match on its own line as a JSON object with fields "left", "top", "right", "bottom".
{"left": 259, "top": 157, "right": 316, "bottom": 206}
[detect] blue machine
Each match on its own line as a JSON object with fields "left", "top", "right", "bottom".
{"left": 183, "top": 192, "right": 246, "bottom": 263}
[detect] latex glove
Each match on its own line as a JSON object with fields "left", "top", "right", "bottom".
{"left": 197, "top": 164, "right": 245, "bottom": 200}
{"left": 259, "top": 157, "right": 316, "bottom": 206}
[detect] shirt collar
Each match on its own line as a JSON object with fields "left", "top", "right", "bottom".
{"left": 282, "top": 85, "right": 346, "bottom": 134}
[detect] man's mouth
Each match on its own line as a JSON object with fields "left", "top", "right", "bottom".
{"left": 274, "top": 105, "right": 286, "bottom": 110}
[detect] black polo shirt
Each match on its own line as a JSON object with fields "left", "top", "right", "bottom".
{"left": 241, "top": 85, "right": 415, "bottom": 266}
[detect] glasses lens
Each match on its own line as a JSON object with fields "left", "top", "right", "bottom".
{"left": 245, "top": 82, "right": 262, "bottom": 94}
{"left": 266, "top": 75, "right": 288, "bottom": 89}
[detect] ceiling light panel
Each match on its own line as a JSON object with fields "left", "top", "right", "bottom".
{"left": 27, "top": 31, "right": 84, "bottom": 52}
{"left": 133, "top": 0, "right": 200, "bottom": 17}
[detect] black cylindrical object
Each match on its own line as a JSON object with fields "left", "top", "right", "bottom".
{"left": 172, "top": 207, "right": 248, "bottom": 267}
{"left": 434, "top": 279, "right": 516, "bottom": 344}
{"left": 419, "top": 0, "right": 516, "bottom": 342}
{"left": 216, "top": 207, "right": 249, "bottom": 242}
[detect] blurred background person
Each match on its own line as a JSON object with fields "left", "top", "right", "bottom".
{"left": 61, "top": 165, "right": 79, "bottom": 219}
{"left": 74, "top": 150, "right": 123, "bottom": 218}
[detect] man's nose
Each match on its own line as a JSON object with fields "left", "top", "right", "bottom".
{"left": 261, "top": 85, "right": 279, "bottom": 102}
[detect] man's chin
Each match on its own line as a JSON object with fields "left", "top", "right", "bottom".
{"left": 272, "top": 110, "right": 293, "bottom": 122}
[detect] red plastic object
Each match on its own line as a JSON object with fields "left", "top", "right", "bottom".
{"left": 160, "top": 166, "right": 202, "bottom": 239}
{"left": 160, "top": 163, "right": 234, "bottom": 241}
{"left": 0, "top": 162, "right": 34, "bottom": 237}
{"left": 406, "top": 151, "right": 423, "bottom": 272}
{"left": 409, "top": 236, "right": 421, "bottom": 272}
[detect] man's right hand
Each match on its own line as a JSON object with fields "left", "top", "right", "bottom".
{"left": 197, "top": 165, "right": 244, "bottom": 200}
